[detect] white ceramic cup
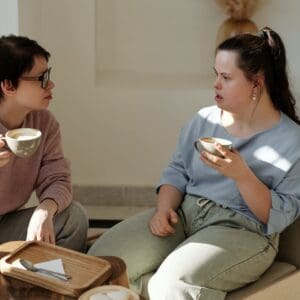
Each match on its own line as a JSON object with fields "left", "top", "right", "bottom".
{"left": 78, "top": 285, "right": 140, "bottom": 300}
{"left": 0, "top": 128, "right": 42, "bottom": 158}
{"left": 194, "top": 136, "right": 232, "bottom": 157}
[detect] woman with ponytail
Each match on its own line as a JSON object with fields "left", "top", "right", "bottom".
{"left": 217, "top": 26, "right": 300, "bottom": 125}
{"left": 89, "top": 27, "right": 300, "bottom": 299}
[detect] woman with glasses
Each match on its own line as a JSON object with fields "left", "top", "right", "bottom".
{"left": 0, "top": 35, "right": 88, "bottom": 252}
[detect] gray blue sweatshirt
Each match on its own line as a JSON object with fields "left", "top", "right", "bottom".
{"left": 158, "top": 105, "right": 300, "bottom": 235}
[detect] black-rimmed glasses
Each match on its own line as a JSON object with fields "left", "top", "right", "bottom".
{"left": 20, "top": 67, "right": 51, "bottom": 89}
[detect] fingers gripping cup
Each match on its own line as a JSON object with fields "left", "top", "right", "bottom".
{"left": 194, "top": 137, "right": 232, "bottom": 158}
{"left": 0, "top": 128, "right": 42, "bottom": 158}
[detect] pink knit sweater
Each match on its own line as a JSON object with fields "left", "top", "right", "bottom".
{"left": 0, "top": 109, "right": 72, "bottom": 214}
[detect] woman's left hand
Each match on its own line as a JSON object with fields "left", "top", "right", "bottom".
{"left": 26, "top": 203, "right": 55, "bottom": 244}
{"left": 200, "top": 144, "right": 250, "bottom": 181}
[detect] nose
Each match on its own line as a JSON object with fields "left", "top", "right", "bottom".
{"left": 46, "top": 80, "right": 55, "bottom": 90}
{"left": 214, "top": 76, "right": 221, "bottom": 90}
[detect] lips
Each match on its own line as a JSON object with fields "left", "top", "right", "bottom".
{"left": 44, "top": 94, "right": 52, "bottom": 100}
{"left": 215, "top": 94, "right": 224, "bottom": 101}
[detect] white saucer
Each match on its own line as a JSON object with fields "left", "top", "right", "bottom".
{"left": 78, "top": 285, "right": 140, "bottom": 300}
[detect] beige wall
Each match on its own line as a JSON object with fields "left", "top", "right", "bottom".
{"left": 0, "top": 0, "right": 18, "bottom": 35}
{"left": 17, "top": 0, "right": 300, "bottom": 187}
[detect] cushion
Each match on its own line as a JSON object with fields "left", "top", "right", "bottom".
{"left": 227, "top": 261, "right": 296, "bottom": 299}
{"left": 277, "top": 217, "right": 300, "bottom": 268}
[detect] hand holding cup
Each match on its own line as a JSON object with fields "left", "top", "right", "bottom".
{"left": 0, "top": 128, "right": 42, "bottom": 158}
{"left": 194, "top": 137, "right": 232, "bottom": 158}
{"left": 0, "top": 136, "right": 12, "bottom": 167}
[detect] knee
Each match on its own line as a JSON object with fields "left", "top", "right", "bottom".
{"left": 148, "top": 268, "right": 210, "bottom": 300}
{"left": 148, "top": 274, "right": 182, "bottom": 300}
{"left": 67, "top": 202, "right": 89, "bottom": 229}
{"left": 88, "top": 208, "right": 156, "bottom": 256}
{"left": 148, "top": 273, "right": 164, "bottom": 299}
{"left": 149, "top": 274, "right": 227, "bottom": 300}
{"left": 55, "top": 202, "right": 88, "bottom": 252}
{"left": 67, "top": 202, "right": 89, "bottom": 238}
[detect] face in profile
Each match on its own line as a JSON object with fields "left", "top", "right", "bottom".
{"left": 14, "top": 56, "right": 55, "bottom": 112}
{"left": 213, "top": 50, "right": 255, "bottom": 113}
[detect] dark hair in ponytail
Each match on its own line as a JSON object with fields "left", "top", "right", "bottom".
{"left": 216, "top": 27, "right": 300, "bottom": 125}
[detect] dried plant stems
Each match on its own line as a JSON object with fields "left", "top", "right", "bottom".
{"left": 215, "top": 0, "right": 264, "bottom": 20}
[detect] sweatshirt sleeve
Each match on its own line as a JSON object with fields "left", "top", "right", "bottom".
{"left": 266, "top": 159, "right": 300, "bottom": 234}
{"left": 157, "top": 128, "right": 189, "bottom": 194}
{"left": 156, "top": 113, "right": 199, "bottom": 195}
{"left": 35, "top": 113, "right": 72, "bottom": 213}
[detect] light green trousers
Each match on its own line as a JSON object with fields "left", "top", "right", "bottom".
{"left": 88, "top": 195, "right": 279, "bottom": 300}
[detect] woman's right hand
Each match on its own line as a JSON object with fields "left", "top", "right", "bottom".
{"left": 149, "top": 208, "right": 179, "bottom": 237}
{"left": 0, "top": 138, "right": 12, "bottom": 168}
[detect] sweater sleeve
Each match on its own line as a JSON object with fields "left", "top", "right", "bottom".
{"left": 156, "top": 114, "right": 199, "bottom": 194}
{"left": 35, "top": 113, "right": 72, "bottom": 213}
{"left": 266, "top": 159, "right": 300, "bottom": 234}
{"left": 157, "top": 129, "right": 189, "bottom": 194}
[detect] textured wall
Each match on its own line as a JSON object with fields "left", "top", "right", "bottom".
{"left": 18, "top": 0, "right": 300, "bottom": 187}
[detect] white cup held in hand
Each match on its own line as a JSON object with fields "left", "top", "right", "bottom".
{"left": 0, "top": 128, "right": 42, "bottom": 158}
{"left": 194, "top": 137, "right": 232, "bottom": 158}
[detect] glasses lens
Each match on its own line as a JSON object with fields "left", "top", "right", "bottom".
{"left": 42, "top": 68, "right": 51, "bottom": 88}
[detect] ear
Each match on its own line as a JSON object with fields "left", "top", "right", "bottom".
{"left": 0, "top": 80, "right": 16, "bottom": 97}
{"left": 252, "top": 74, "right": 264, "bottom": 89}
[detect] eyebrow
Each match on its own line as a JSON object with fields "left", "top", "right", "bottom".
{"left": 38, "top": 68, "right": 50, "bottom": 75}
{"left": 28, "top": 67, "right": 50, "bottom": 77}
{"left": 213, "top": 67, "right": 232, "bottom": 76}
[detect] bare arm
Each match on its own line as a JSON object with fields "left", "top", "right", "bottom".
{"left": 235, "top": 169, "right": 271, "bottom": 223}
{"left": 156, "top": 184, "right": 184, "bottom": 212}
{"left": 149, "top": 185, "right": 184, "bottom": 236}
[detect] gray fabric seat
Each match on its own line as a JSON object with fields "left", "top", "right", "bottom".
{"left": 227, "top": 261, "right": 296, "bottom": 299}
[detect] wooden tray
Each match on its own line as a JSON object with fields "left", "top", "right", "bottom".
{"left": 0, "top": 241, "right": 112, "bottom": 297}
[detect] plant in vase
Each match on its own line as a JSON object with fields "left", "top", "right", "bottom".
{"left": 215, "top": 0, "right": 266, "bottom": 45}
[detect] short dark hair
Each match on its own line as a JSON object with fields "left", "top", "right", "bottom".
{"left": 217, "top": 27, "right": 300, "bottom": 125}
{"left": 0, "top": 35, "right": 50, "bottom": 100}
